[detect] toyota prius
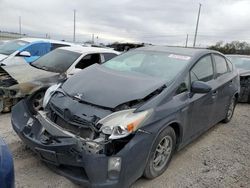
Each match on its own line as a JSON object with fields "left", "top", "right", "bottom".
{"left": 12, "top": 46, "right": 240, "bottom": 188}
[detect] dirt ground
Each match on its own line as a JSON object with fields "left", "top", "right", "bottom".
{"left": 0, "top": 104, "right": 249, "bottom": 188}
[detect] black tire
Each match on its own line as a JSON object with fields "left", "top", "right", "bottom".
{"left": 222, "top": 96, "right": 236, "bottom": 123}
{"left": 238, "top": 77, "right": 250, "bottom": 103}
{"left": 143, "top": 126, "right": 176, "bottom": 179}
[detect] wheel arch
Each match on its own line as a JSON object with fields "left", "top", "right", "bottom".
{"left": 234, "top": 92, "right": 239, "bottom": 102}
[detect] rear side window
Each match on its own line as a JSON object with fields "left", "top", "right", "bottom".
{"left": 214, "top": 55, "right": 228, "bottom": 76}
{"left": 190, "top": 55, "right": 214, "bottom": 82}
{"left": 51, "top": 43, "right": 70, "bottom": 51}
{"left": 75, "top": 54, "right": 101, "bottom": 69}
{"left": 102, "top": 53, "right": 117, "bottom": 62}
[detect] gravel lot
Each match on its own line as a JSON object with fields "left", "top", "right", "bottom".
{"left": 0, "top": 104, "right": 249, "bottom": 188}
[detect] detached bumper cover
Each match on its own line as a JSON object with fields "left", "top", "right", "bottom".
{"left": 11, "top": 100, "right": 154, "bottom": 188}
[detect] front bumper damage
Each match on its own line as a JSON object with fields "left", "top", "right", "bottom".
{"left": 12, "top": 100, "right": 154, "bottom": 188}
{"left": 0, "top": 88, "right": 19, "bottom": 112}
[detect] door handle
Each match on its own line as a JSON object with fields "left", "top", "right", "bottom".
{"left": 229, "top": 80, "right": 233, "bottom": 87}
{"left": 212, "top": 90, "right": 218, "bottom": 98}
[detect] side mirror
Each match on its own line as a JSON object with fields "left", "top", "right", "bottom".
{"left": 191, "top": 81, "right": 212, "bottom": 94}
{"left": 19, "top": 51, "right": 31, "bottom": 57}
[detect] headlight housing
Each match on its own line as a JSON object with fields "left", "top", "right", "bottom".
{"left": 42, "top": 83, "right": 61, "bottom": 108}
{"left": 98, "top": 108, "right": 152, "bottom": 140}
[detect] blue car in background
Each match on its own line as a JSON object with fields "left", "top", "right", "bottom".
{"left": 0, "top": 137, "right": 14, "bottom": 188}
{"left": 0, "top": 38, "right": 72, "bottom": 66}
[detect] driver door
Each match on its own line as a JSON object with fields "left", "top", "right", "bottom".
{"left": 186, "top": 55, "right": 217, "bottom": 140}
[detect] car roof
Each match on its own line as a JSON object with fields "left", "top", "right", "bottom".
{"left": 226, "top": 54, "right": 250, "bottom": 58}
{"left": 136, "top": 46, "right": 218, "bottom": 57}
{"left": 58, "top": 46, "right": 120, "bottom": 54}
{"left": 17, "top": 37, "right": 74, "bottom": 45}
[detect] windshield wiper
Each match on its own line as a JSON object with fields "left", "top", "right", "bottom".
{"left": 30, "top": 63, "right": 50, "bottom": 71}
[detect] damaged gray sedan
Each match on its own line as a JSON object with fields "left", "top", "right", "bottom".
{"left": 12, "top": 46, "right": 240, "bottom": 188}
{"left": 0, "top": 46, "right": 119, "bottom": 112}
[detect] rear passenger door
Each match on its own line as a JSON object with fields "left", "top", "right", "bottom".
{"left": 212, "top": 54, "right": 232, "bottom": 123}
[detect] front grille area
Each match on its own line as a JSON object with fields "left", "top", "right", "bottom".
{"left": 49, "top": 103, "right": 94, "bottom": 139}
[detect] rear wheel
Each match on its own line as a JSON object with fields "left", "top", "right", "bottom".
{"left": 239, "top": 77, "right": 250, "bottom": 103}
{"left": 143, "top": 127, "right": 176, "bottom": 179}
{"left": 222, "top": 96, "right": 236, "bottom": 123}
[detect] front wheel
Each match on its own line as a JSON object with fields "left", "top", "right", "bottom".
{"left": 143, "top": 127, "right": 176, "bottom": 179}
{"left": 222, "top": 96, "right": 236, "bottom": 123}
{"left": 27, "top": 89, "right": 46, "bottom": 114}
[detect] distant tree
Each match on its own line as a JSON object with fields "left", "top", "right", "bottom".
{"left": 208, "top": 41, "right": 250, "bottom": 55}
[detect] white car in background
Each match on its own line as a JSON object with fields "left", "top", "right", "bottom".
{"left": 0, "top": 46, "right": 120, "bottom": 112}
{"left": 0, "top": 38, "right": 73, "bottom": 66}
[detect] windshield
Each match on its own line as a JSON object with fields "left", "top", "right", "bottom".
{"left": 103, "top": 50, "right": 191, "bottom": 81}
{"left": 0, "top": 40, "right": 29, "bottom": 55}
{"left": 31, "top": 49, "right": 81, "bottom": 73}
{"left": 227, "top": 56, "right": 250, "bottom": 70}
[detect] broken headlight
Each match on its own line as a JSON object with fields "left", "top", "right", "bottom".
{"left": 99, "top": 109, "right": 152, "bottom": 140}
{"left": 42, "top": 83, "right": 61, "bottom": 108}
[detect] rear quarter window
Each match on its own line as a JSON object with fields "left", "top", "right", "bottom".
{"left": 102, "top": 53, "right": 118, "bottom": 62}
{"left": 227, "top": 60, "right": 233, "bottom": 72}
{"left": 51, "top": 43, "right": 70, "bottom": 51}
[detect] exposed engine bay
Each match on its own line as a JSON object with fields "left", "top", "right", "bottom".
{"left": 31, "top": 85, "right": 161, "bottom": 156}
{"left": 0, "top": 67, "right": 18, "bottom": 87}
{"left": 0, "top": 64, "right": 60, "bottom": 112}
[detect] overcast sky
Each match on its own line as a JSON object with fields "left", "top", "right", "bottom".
{"left": 0, "top": 0, "right": 250, "bottom": 46}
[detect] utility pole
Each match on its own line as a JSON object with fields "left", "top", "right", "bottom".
{"left": 96, "top": 36, "right": 99, "bottom": 44}
{"left": 19, "top": 16, "right": 22, "bottom": 35}
{"left": 193, "top": 3, "right": 202, "bottom": 47}
{"left": 92, "top": 34, "right": 94, "bottom": 44}
{"left": 185, "top": 34, "right": 189, "bottom": 47}
{"left": 73, "top": 9, "right": 76, "bottom": 42}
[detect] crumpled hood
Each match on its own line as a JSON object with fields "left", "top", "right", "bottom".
{"left": 238, "top": 69, "right": 250, "bottom": 76}
{"left": 62, "top": 64, "right": 166, "bottom": 108}
{"left": 1, "top": 61, "right": 59, "bottom": 83}
{"left": 0, "top": 54, "right": 7, "bottom": 62}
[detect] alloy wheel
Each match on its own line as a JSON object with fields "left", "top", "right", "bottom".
{"left": 152, "top": 135, "right": 173, "bottom": 172}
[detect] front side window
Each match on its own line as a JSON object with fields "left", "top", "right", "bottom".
{"left": 0, "top": 40, "right": 29, "bottom": 55}
{"left": 75, "top": 54, "right": 101, "bottom": 69}
{"left": 190, "top": 55, "right": 214, "bottom": 83}
{"left": 214, "top": 55, "right": 228, "bottom": 76}
{"left": 31, "top": 49, "right": 81, "bottom": 73}
{"left": 103, "top": 50, "right": 191, "bottom": 82}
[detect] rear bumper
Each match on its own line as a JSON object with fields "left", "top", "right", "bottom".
{"left": 12, "top": 100, "right": 154, "bottom": 188}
